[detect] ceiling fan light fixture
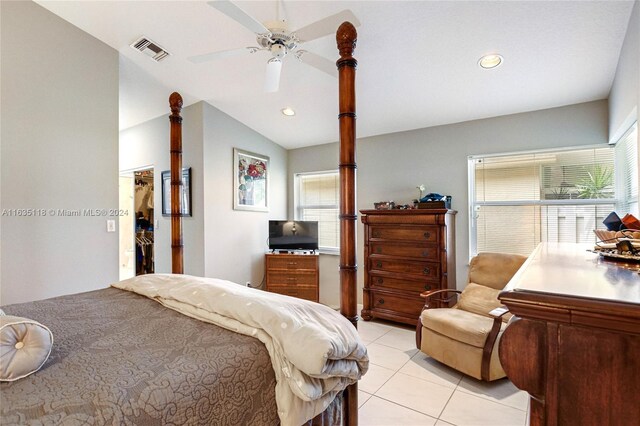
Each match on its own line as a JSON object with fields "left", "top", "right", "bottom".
{"left": 478, "top": 54, "right": 503, "bottom": 69}
{"left": 281, "top": 107, "right": 295, "bottom": 117}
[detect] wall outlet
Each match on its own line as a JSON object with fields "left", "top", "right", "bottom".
{"left": 107, "top": 219, "right": 116, "bottom": 232}
{"left": 245, "top": 282, "right": 252, "bottom": 288}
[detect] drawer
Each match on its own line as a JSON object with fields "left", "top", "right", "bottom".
{"left": 267, "top": 256, "right": 317, "bottom": 270}
{"left": 370, "top": 274, "right": 437, "bottom": 293}
{"left": 268, "top": 285, "right": 317, "bottom": 302}
{"left": 370, "top": 291, "right": 424, "bottom": 318}
{"left": 370, "top": 226, "right": 438, "bottom": 242}
{"left": 370, "top": 243, "right": 437, "bottom": 259}
{"left": 267, "top": 271, "right": 317, "bottom": 286}
{"left": 370, "top": 258, "right": 440, "bottom": 280}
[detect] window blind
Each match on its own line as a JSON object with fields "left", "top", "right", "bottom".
{"left": 295, "top": 171, "right": 339, "bottom": 251}
{"left": 470, "top": 146, "right": 615, "bottom": 256}
{"left": 615, "top": 122, "right": 638, "bottom": 216}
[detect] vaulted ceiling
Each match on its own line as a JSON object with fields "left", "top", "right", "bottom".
{"left": 37, "top": 1, "right": 635, "bottom": 149}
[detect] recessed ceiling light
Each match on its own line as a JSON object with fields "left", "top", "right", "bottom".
{"left": 281, "top": 107, "right": 295, "bottom": 116}
{"left": 478, "top": 54, "right": 503, "bottom": 69}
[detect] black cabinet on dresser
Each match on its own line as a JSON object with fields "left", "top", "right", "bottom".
{"left": 360, "top": 209, "right": 456, "bottom": 325}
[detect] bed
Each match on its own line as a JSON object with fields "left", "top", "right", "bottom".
{"left": 0, "top": 22, "right": 360, "bottom": 426}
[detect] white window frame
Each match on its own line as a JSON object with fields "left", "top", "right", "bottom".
{"left": 294, "top": 170, "right": 340, "bottom": 254}
{"left": 614, "top": 121, "right": 638, "bottom": 215}
{"left": 468, "top": 144, "right": 615, "bottom": 259}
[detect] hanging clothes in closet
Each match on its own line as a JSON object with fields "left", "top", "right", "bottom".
{"left": 134, "top": 172, "right": 154, "bottom": 275}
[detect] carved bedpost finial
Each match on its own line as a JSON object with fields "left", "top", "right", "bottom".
{"left": 336, "top": 21, "right": 357, "bottom": 60}
{"left": 169, "top": 92, "right": 183, "bottom": 122}
{"left": 169, "top": 92, "right": 183, "bottom": 114}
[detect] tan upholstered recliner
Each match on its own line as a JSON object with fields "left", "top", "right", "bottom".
{"left": 415, "top": 252, "right": 527, "bottom": 381}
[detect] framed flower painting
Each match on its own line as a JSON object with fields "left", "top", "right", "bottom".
{"left": 233, "top": 148, "right": 269, "bottom": 212}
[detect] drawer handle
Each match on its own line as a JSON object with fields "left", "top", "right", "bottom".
{"left": 377, "top": 277, "right": 383, "bottom": 284}
{"left": 423, "top": 267, "right": 431, "bottom": 275}
{"left": 287, "top": 262, "right": 297, "bottom": 266}
{"left": 422, "top": 250, "right": 429, "bottom": 257}
{"left": 424, "top": 232, "right": 431, "bottom": 239}
{"left": 424, "top": 284, "right": 432, "bottom": 291}
{"left": 376, "top": 261, "right": 382, "bottom": 268}
{"left": 373, "top": 231, "right": 380, "bottom": 238}
{"left": 376, "top": 247, "right": 382, "bottom": 254}
{"left": 378, "top": 298, "right": 385, "bottom": 305}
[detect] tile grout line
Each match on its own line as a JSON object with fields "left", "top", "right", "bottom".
{"left": 453, "top": 380, "right": 529, "bottom": 412}
{"left": 366, "top": 393, "right": 440, "bottom": 424}
{"left": 391, "top": 369, "right": 461, "bottom": 391}
{"left": 436, "top": 375, "right": 464, "bottom": 421}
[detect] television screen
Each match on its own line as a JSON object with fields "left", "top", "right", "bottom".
{"left": 269, "top": 220, "right": 319, "bottom": 251}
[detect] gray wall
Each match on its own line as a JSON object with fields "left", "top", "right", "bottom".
{"left": 609, "top": 1, "right": 639, "bottom": 201}
{"left": 202, "top": 103, "right": 287, "bottom": 286}
{"left": 1, "top": 1, "right": 119, "bottom": 304}
{"left": 120, "top": 102, "right": 206, "bottom": 276}
{"left": 288, "top": 100, "right": 609, "bottom": 307}
{"left": 609, "top": 0, "right": 639, "bottom": 142}
{"left": 119, "top": 101, "right": 287, "bottom": 286}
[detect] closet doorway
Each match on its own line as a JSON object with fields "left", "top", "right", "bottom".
{"left": 119, "top": 167, "right": 155, "bottom": 279}
{"left": 133, "top": 170, "right": 154, "bottom": 275}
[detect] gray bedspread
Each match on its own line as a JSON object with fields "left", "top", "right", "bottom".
{"left": 0, "top": 287, "right": 279, "bottom": 425}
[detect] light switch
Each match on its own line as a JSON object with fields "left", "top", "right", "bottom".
{"left": 107, "top": 219, "right": 116, "bottom": 232}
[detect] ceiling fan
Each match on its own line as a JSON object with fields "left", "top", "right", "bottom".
{"left": 188, "top": 0, "right": 360, "bottom": 92}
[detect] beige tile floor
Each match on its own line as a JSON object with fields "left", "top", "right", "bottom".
{"left": 357, "top": 317, "right": 530, "bottom": 426}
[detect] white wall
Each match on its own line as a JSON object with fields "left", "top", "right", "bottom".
{"left": 202, "top": 102, "right": 287, "bottom": 287}
{"left": 1, "top": 1, "right": 119, "bottom": 304}
{"left": 120, "top": 101, "right": 287, "bottom": 286}
{"left": 288, "top": 100, "right": 608, "bottom": 307}
{"left": 120, "top": 102, "right": 205, "bottom": 276}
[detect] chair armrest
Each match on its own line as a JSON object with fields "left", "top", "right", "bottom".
{"left": 481, "top": 306, "right": 510, "bottom": 380}
{"left": 420, "top": 289, "right": 462, "bottom": 298}
{"left": 419, "top": 289, "right": 461, "bottom": 310}
{"left": 488, "top": 306, "right": 510, "bottom": 319}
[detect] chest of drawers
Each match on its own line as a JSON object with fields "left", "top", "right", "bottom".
{"left": 360, "top": 209, "right": 456, "bottom": 325}
{"left": 265, "top": 254, "right": 319, "bottom": 302}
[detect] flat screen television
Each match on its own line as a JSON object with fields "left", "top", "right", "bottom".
{"left": 269, "top": 220, "right": 319, "bottom": 251}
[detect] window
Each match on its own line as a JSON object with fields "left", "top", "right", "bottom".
{"left": 469, "top": 146, "right": 616, "bottom": 257}
{"left": 615, "top": 122, "right": 638, "bottom": 216}
{"left": 295, "top": 171, "right": 339, "bottom": 253}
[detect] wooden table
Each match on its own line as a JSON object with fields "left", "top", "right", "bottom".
{"left": 499, "top": 243, "right": 640, "bottom": 426}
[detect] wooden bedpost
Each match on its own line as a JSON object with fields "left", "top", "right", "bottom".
{"left": 169, "top": 92, "right": 184, "bottom": 274}
{"left": 337, "top": 21, "right": 358, "bottom": 426}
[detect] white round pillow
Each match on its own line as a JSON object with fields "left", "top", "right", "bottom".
{"left": 0, "top": 311, "right": 53, "bottom": 382}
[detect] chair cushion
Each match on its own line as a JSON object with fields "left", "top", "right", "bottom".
{"left": 421, "top": 308, "right": 505, "bottom": 348}
{"left": 468, "top": 252, "right": 528, "bottom": 290}
{"left": 421, "top": 326, "right": 507, "bottom": 381}
{"left": 457, "top": 283, "right": 512, "bottom": 323}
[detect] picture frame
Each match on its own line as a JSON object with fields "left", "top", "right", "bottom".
{"left": 161, "top": 167, "right": 192, "bottom": 216}
{"left": 233, "top": 148, "right": 269, "bottom": 212}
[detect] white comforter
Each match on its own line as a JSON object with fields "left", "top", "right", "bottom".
{"left": 112, "top": 274, "right": 368, "bottom": 426}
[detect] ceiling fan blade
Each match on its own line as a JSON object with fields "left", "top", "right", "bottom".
{"left": 264, "top": 59, "right": 282, "bottom": 92}
{"left": 277, "top": 0, "right": 288, "bottom": 24}
{"left": 208, "top": 0, "right": 270, "bottom": 35}
{"left": 188, "top": 46, "right": 257, "bottom": 64}
{"left": 293, "top": 10, "right": 360, "bottom": 43}
{"left": 297, "top": 51, "right": 337, "bottom": 77}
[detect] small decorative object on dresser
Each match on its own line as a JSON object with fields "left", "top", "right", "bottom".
{"left": 360, "top": 209, "right": 456, "bottom": 325}
{"left": 265, "top": 253, "right": 319, "bottom": 302}
{"left": 373, "top": 201, "right": 395, "bottom": 210}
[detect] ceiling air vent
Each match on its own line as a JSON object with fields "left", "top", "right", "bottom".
{"left": 130, "top": 37, "right": 170, "bottom": 62}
